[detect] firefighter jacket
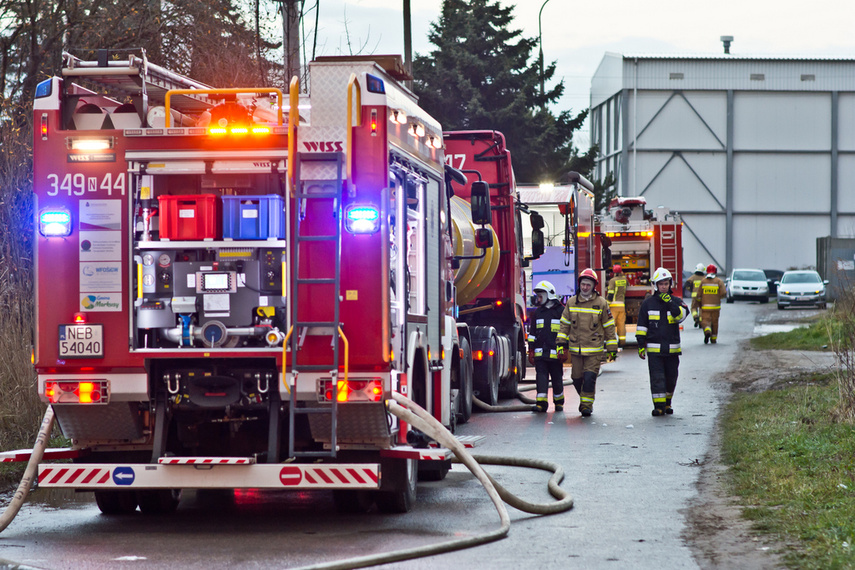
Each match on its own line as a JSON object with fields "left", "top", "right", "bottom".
{"left": 606, "top": 274, "right": 628, "bottom": 306}
{"left": 526, "top": 301, "right": 565, "bottom": 360}
{"left": 699, "top": 276, "right": 727, "bottom": 310}
{"left": 686, "top": 272, "right": 704, "bottom": 300}
{"left": 636, "top": 291, "right": 688, "bottom": 354}
{"left": 556, "top": 293, "right": 618, "bottom": 355}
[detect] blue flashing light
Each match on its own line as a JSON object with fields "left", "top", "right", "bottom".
{"left": 35, "top": 79, "right": 53, "bottom": 99}
{"left": 366, "top": 74, "right": 385, "bottom": 94}
{"left": 39, "top": 209, "right": 72, "bottom": 237}
{"left": 345, "top": 205, "right": 380, "bottom": 234}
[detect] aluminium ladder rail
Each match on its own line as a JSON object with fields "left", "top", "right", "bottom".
{"left": 287, "top": 152, "right": 345, "bottom": 460}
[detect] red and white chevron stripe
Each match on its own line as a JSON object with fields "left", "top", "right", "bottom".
{"left": 158, "top": 457, "right": 255, "bottom": 465}
{"left": 39, "top": 466, "right": 110, "bottom": 486}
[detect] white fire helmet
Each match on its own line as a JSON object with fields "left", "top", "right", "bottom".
{"left": 694, "top": 263, "right": 706, "bottom": 273}
{"left": 533, "top": 280, "right": 558, "bottom": 301}
{"left": 651, "top": 267, "right": 673, "bottom": 286}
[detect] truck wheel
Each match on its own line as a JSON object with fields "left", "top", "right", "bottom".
{"left": 333, "top": 490, "right": 374, "bottom": 513}
{"left": 376, "top": 457, "right": 417, "bottom": 513}
{"left": 94, "top": 490, "right": 138, "bottom": 515}
{"left": 457, "top": 338, "right": 474, "bottom": 424}
{"left": 137, "top": 489, "right": 181, "bottom": 514}
{"left": 478, "top": 334, "right": 500, "bottom": 406}
{"left": 499, "top": 347, "right": 522, "bottom": 399}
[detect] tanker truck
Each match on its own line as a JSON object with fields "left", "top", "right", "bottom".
{"left": 444, "top": 131, "right": 545, "bottom": 415}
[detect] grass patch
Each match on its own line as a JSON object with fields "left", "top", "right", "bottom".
{"left": 751, "top": 317, "right": 841, "bottom": 351}
{"left": 721, "top": 374, "right": 855, "bottom": 568}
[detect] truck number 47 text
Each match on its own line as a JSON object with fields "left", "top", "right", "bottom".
{"left": 445, "top": 154, "right": 466, "bottom": 170}
{"left": 46, "top": 173, "right": 126, "bottom": 197}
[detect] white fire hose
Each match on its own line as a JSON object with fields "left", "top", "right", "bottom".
{"left": 0, "top": 406, "right": 55, "bottom": 533}
{"left": 297, "top": 392, "right": 574, "bottom": 570}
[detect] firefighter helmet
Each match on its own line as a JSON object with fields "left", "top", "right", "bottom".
{"left": 613, "top": 264, "right": 622, "bottom": 273}
{"left": 533, "top": 280, "right": 558, "bottom": 301}
{"left": 695, "top": 263, "right": 706, "bottom": 273}
{"left": 652, "top": 267, "right": 673, "bottom": 285}
{"left": 579, "top": 268, "right": 599, "bottom": 285}
{"left": 706, "top": 264, "right": 717, "bottom": 275}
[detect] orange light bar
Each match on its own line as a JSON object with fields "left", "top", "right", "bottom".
{"left": 230, "top": 127, "right": 248, "bottom": 135}
{"left": 252, "top": 126, "right": 271, "bottom": 134}
{"left": 209, "top": 127, "right": 227, "bottom": 135}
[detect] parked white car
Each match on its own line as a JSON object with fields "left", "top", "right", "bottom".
{"left": 776, "top": 270, "right": 828, "bottom": 310}
{"left": 725, "top": 268, "right": 769, "bottom": 303}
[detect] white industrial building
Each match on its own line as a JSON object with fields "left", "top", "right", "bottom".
{"left": 590, "top": 52, "right": 855, "bottom": 275}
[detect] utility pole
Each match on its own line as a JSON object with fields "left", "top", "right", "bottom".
{"left": 280, "top": 0, "right": 302, "bottom": 86}
{"left": 538, "top": 0, "right": 551, "bottom": 108}
{"left": 403, "top": 0, "right": 413, "bottom": 89}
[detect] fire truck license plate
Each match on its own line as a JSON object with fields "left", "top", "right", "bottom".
{"left": 58, "top": 325, "right": 104, "bottom": 358}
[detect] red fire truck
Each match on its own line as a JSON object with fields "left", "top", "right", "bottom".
{"left": 442, "top": 131, "right": 546, "bottom": 414}
{"left": 595, "top": 196, "right": 683, "bottom": 325}
{"left": 31, "top": 51, "right": 499, "bottom": 514}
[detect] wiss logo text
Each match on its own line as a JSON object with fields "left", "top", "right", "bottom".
{"left": 303, "top": 141, "right": 344, "bottom": 152}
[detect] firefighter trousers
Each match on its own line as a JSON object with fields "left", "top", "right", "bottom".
{"left": 610, "top": 304, "right": 626, "bottom": 345}
{"left": 534, "top": 359, "right": 565, "bottom": 406}
{"left": 570, "top": 354, "right": 600, "bottom": 412}
{"left": 700, "top": 308, "right": 721, "bottom": 342}
{"left": 647, "top": 353, "right": 679, "bottom": 411}
{"left": 691, "top": 298, "right": 701, "bottom": 324}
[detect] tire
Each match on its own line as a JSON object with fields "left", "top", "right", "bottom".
{"left": 760, "top": 297, "right": 768, "bottom": 304}
{"left": 137, "top": 489, "right": 181, "bottom": 515}
{"left": 418, "top": 460, "right": 451, "bottom": 482}
{"left": 457, "top": 338, "right": 474, "bottom": 424}
{"left": 499, "top": 346, "right": 522, "bottom": 399}
{"left": 376, "top": 457, "right": 417, "bottom": 513}
{"left": 777, "top": 303, "right": 784, "bottom": 310}
{"left": 819, "top": 303, "right": 827, "bottom": 310}
{"left": 333, "top": 490, "right": 374, "bottom": 513}
{"left": 726, "top": 296, "right": 734, "bottom": 304}
{"left": 94, "top": 490, "right": 138, "bottom": 515}
{"left": 473, "top": 334, "right": 499, "bottom": 407}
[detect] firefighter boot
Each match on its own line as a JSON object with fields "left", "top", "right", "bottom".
{"left": 652, "top": 405, "right": 666, "bottom": 416}
{"left": 532, "top": 399, "right": 548, "bottom": 413}
{"left": 665, "top": 394, "right": 674, "bottom": 414}
{"left": 704, "top": 328, "right": 711, "bottom": 344}
{"left": 553, "top": 393, "right": 565, "bottom": 412}
{"left": 579, "top": 393, "right": 595, "bottom": 416}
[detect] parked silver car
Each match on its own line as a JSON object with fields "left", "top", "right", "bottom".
{"left": 776, "top": 270, "right": 828, "bottom": 310}
{"left": 725, "top": 268, "right": 769, "bottom": 303}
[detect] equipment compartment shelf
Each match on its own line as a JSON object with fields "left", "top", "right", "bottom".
{"left": 136, "top": 240, "right": 287, "bottom": 250}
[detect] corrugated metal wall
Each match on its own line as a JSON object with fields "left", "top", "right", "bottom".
{"left": 591, "top": 55, "right": 855, "bottom": 275}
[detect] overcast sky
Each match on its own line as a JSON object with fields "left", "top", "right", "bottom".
{"left": 308, "top": 1, "right": 855, "bottom": 147}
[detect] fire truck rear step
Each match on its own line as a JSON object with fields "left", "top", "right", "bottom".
{"left": 288, "top": 151, "right": 345, "bottom": 460}
{"left": 37, "top": 462, "right": 380, "bottom": 490}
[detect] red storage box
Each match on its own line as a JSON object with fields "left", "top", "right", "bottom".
{"left": 158, "top": 194, "right": 220, "bottom": 241}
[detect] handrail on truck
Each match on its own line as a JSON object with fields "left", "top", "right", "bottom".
{"left": 346, "top": 73, "right": 362, "bottom": 183}
{"left": 288, "top": 77, "right": 299, "bottom": 196}
{"left": 163, "top": 87, "right": 285, "bottom": 128}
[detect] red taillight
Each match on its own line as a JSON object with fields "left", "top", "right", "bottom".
{"left": 45, "top": 380, "right": 108, "bottom": 404}
{"left": 322, "top": 378, "right": 383, "bottom": 402}
{"left": 41, "top": 113, "right": 49, "bottom": 139}
{"left": 495, "top": 300, "right": 503, "bottom": 307}
{"left": 474, "top": 350, "right": 484, "bottom": 361}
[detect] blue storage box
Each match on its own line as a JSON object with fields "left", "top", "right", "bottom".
{"left": 222, "top": 195, "right": 285, "bottom": 240}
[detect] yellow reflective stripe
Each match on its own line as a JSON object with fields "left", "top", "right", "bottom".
{"left": 560, "top": 317, "right": 572, "bottom": 325}
{"left": 648, "top": 313, "right": 661, "bottom": 320}
{"left": 565, "top": 307, "right": 602, "bottom": 315}
{"left": 568, "top": 346, "right": 605, "bottom": 354}
{"left": 609, "top": 302, "right": 625, "bottom": 307}
{"left": 550, "top": 323, "right": 560, "bottom": 332}
{"left": 556, "top": 333, "right": 569, "bottom": 341}
{"left": 701, "top": 305, "right": 721, "bottom": 310}
{"left": 604, "top": 319, "right": 615, "bottom": 328}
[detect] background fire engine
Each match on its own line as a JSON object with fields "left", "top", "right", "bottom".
{"left": 31, "top": 51, "right": 526, "bottom": 515}
{"left": 595, "top": 196, "right": 683, "bottom": 328}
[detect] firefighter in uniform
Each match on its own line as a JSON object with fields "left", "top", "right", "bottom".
{"left": 556, "top": 268, "right": 618, "bottom": 416}
{"left": 699, "top": 264, "right": 726, "bottom": 344}
{"left": 636, "top": 268, "right": 688, "bottom": 416}
{"left": 527, "top": 281, "right": 566, "bottom": 413}
{"left": 686, "top": 262, "right": 706, "bottom": 327}
{"left": 606, "top": 264, "right": 628, "bottom": 346}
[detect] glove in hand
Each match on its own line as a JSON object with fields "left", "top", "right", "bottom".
{"left": 638, "top": 347, "right": 646, "bottom": 360}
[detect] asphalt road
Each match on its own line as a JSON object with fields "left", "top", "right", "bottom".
{"left": 0, "top": 301, "right": 775, "bottom": 569}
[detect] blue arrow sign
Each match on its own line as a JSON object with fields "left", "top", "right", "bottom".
{"left": 112, "top": 466, "right": 135, "bottom": 486}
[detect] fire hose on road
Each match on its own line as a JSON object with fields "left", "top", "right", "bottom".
{"left": 0, "top": 396, "right": 573, "bottom": 569}
{"left": 297, "top": 392, "right": 574, "bottom": 570}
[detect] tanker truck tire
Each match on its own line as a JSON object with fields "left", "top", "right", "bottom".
{"left": 94, "top": 490, "right": 138, "bottom": 515}
{"left": 376, "top": 457, "right": 417, "bottom": 513}
{"left": 474, "top": 333, "right": 500, "bottom": 407}
{"left": 457, "top": 338, "right": 474, "bottom": 423}
{"left": 137, "top": 489, "right": 181, "bottom": 514}
{"left": 499, "top": 347, "right": 522, "bottom": 399}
